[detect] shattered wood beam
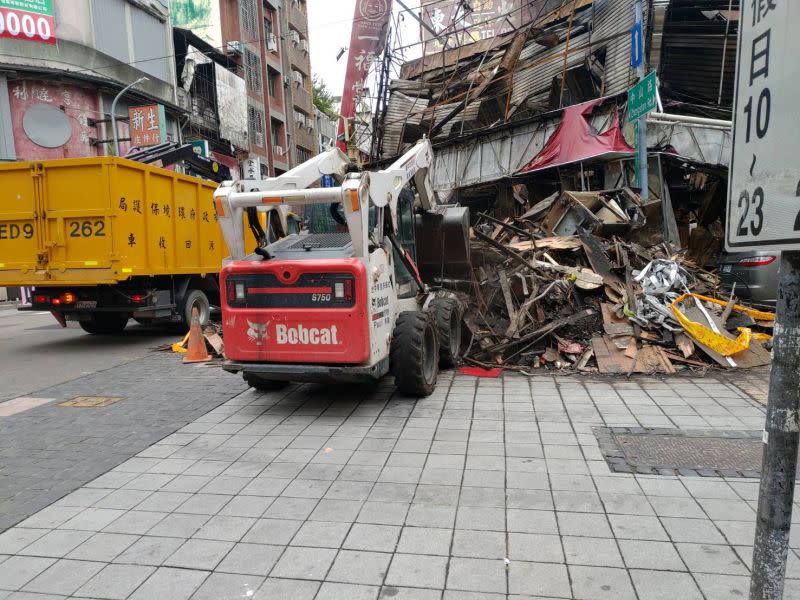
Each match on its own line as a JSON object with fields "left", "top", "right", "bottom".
{"left": 474, "top": 229, "right": 532, "bottom": 271}
{"left": 503, "top": 308, "right": 597, "bottom": 363}
{"left": 499, "top": 270, "right": 518, "bottom": 325}
{"left": 478, "top": 212, "right": 535, "bottom": 240}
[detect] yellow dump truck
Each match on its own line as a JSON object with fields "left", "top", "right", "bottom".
{"left": 0, "top": 156, "right": 272, "bottom": 334}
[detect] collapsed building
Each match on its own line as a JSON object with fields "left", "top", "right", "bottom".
{"left": 370, "top": 1, "right": 767, "bottom": 374}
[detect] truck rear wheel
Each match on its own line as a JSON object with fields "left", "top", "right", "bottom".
{"left": 243, "top": 372, "right": 289, "bottom": 391}
{"left": 181, "top": 289, "right": 210, "bottom": 330}
{"left": 429, "top": 297, "right": 463, "bottom": 368}
{"left": 390, "top": 311, "right": 439, "bottom": 397}
{"left": 79, "top": 313, "right": 130, "bottom": 335}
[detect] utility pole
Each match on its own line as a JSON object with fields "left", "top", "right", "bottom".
{"left": 633, "top": 0, "right": 648, "bottom": 200}
{"left": 750, "top": 253, "right": 800, "bottom": 598}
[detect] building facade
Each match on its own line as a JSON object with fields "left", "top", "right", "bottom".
{"left": 0, "top": 0, "right": 179, "bottom": 162}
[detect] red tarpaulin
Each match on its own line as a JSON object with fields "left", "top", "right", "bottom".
{"left": 516, "top": 98, "right": 634, "bottom": 175}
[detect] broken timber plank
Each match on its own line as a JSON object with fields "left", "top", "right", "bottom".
{"left": 498, "top": 270, "right": 518, "bottom": 325}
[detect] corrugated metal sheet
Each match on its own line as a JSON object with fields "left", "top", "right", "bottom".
{"left": 589, "top": 0, "right": 646, "bottom": 98}
{"left": 382, "top": 92, "right": 428, "bottom": 158}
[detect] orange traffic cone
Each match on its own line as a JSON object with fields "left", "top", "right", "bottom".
{"left": 183, "top": 307, "right": 212, "bottom": 363}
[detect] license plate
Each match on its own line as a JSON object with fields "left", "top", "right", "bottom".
{"left": 75, "top": 300, "right": 97, "bottom": 309}
{"left": 721, "top": 264, "right": 733, "bottom": 273}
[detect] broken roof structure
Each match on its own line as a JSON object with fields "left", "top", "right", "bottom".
{"left": 375, "top": 0, "right": 739, "bottom": 199}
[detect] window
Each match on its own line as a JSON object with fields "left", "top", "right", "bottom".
{"left": 296, "top": 146, "right": 311, "bottom": 164}
{"left": 240, "top": 0, "right": 259, "bottom": 39}
{"left": 248, "top": 106, "right": 265, "bottom": 148}
{"left": 245, "top": 49, "right": 262, "bottom": 93}
{"left": 271, "top": 120, "right": 282, "bottom": 147}
{"left": 268, "top": 67, "right": 280, "bottom": 98}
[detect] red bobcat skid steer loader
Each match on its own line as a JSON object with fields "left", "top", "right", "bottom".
{"left": 212, "top": 139, "right": 468, "bottom": 397}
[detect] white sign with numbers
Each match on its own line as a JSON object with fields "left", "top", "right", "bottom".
{"left": 726, "top": 1, "right": 800, "bottom": 251}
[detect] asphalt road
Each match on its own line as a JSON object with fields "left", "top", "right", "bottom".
{"left": 0, "top": 306, "right": 181, "bottom": 401}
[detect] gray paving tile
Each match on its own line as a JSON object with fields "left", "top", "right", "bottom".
{"left": 455, "top": 507, "right": 504, "bottom": 531}
{"left": 16, "top": 507, "right": 83, "bottom": 530}
{"left": 676, "top": 543, "right": 749, "bottom": 575}
{"left": 396, "top": 527, "right": 452, "bottom": 556}
{"left": 343, "top": 524, "right": 401, "bottom": 553}
{"left": 270, "top": 546, "right": 337, "bottom": 580}
{"left": 316, "top": 582, "right": 379, "bottom": 600}
{"left": 568, "top": 565, "right": 636, "bottom": 600}
{"left": 216, "top": 543, "right": 283, "bottom": 576}
{"left": 0, "top": 556, "right": 56, "bottom": 591}
{"left": 242, "top": 518, "right": 303, "bottom": 545}
{"left": 0, "top": 529, "right": 49, "bottom": 555}
{"left": 290, "top": 521, "right": 351, "bottom": 549}
{"left": 378, "top": 586, "right": 442, "bottom": 599}
{"left": 608, "top": 514, "right": 669, "bottom": 541}
{"left": 660, "top": 517, "right": 727, "bottom": 544}
{"left": 66, "top": 532, "right": 139, "bottom": 562}
{"left": 327, "top": 550, "right": 393, "bottom": 585}
{"left": 385, "top": 553, "right": 448, "bottom": 589}
{"left": 22, "top": 559, "right": 105, "bottom": 596}
{"left": 253, "top": 578, "right": 319, "bottom": 600}
{"left": 618, "top": 539, "right": 687, "bottom": 571}
{"left": 127, "top": 566, "right": 208, "bottom": 600}
{"left": 189, "top": 572, "right": 264, "bottom": 600}
{"left": 630, "top": 569, "right": 703, "bottom": 600}
{"left": 310, "top": 499, "right": 363, "bottom": 522}
{"left": 452, "top": 530, "right": 505, "bottom": 559}
{"left": 218, "top": 496, "right": 274, "bottom": 518}
{"left": 18, "top": 529, "right": 93, "bottom": 558}
{"left": 508, "top": 561, "right": 570, "bottom": 597}
{"left": 693, "top": 573, "right": 750, "bottom": 599}
{"left": 508, "top": 533, "right": 563, "bottom": 563}
{"left": 163, "top": 538, "right": 234, "bottom": 570}
{"left": 447, "top": 557, "right": 507, "bottom": 594}
{"left": 114, "top": 536, "right": 185, "bottom": 566}
{"left": 507, "top": 509, "right": 558, "bottom": 535}
{"left": 74, "top": 563, "right": 155, "bottom": 600}
{"left": 562, "top": 536, "right": 623, "bottom": 567}
{"left": 193, "top": 515, "right": 256, "bottom": 542}
{"left": 145, "top": 513, "right": 209, "bottom": 538}
{"left": 102, "top": 511, "right": 167, "bottom": 535}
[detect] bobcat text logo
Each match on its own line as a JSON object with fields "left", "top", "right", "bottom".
{"left": 246, "top": 320, "right": 269, "bottom": 346}
{"left": 275, "top": 324, "right": 339, "bottom": 345}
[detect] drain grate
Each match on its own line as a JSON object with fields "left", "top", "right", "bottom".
{"left": 59, "top": 396, "right": 123, "bottom": 408}
{"left": 595, "top": 427, "right": 764, "bottom": 478}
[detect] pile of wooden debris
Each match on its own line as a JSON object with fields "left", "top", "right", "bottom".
{"left": 448, "top": 188, "right": 774, "bottom": 375}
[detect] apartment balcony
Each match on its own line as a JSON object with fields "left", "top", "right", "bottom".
{"left": 288, "top": 0, "right": 307, "bottom": 29}
{"left": 292, "top": 124, "right": 317, "bottom": 154}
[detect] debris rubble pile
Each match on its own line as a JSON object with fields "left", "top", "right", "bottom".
{"left": 447, "top": 188, "right": 774, "bottom": 375}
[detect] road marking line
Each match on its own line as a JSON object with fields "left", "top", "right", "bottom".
{"left": 0, "top": 397, "right": 56, "bottom": 417}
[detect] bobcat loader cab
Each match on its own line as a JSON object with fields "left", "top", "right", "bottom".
{"left": 213, "top": 139, "right": 466, "bottom": 396}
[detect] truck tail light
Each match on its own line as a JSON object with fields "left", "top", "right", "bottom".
{"left": 60, "top": 292, "right": 76, "bottom": 304}
{"left": 739, "top": 255, "right": 777, "bottom": 267}
{"left": 34, "top": 294, "right": 48, "bottom": 305}
{"left": 226, "top": 280, "right": 246, "bottom": 305}
{"left": 235, "top": 282, "right": 245, "bottom": 301}
{"left": 51, "top": 297, "right": 61, "bottom": 305}
{"left": 130, "top": 294, "right": 145, "bottom": 304}
{"left": 344, "top": 279, "right": 353, "bottom": 302}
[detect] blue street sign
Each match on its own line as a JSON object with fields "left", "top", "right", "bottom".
{"left": 321, "top": 174, "right": 335, "bottom": 188}
{"left": 630, "top": 22, "right": 643, "bottom": 69}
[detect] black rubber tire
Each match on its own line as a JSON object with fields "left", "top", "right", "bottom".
{"left": 243, "top": 372, "right": 289, "bottom": 391}
{"left": 79, "top": 313, "right": 130, "bottom": 335}
{"left": 181, "top": 289, "right": 211, "bottom": 330}
{"left": 390, "top": 311, "right": 440, "bottom": 397}
{"left": 429, "top": 297, "right": 463, "bottom": 368}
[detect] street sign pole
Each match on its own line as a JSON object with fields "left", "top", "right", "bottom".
{"left": 634, "top": 0, "right": 648, "bottom": 200}
{"left": 750, "top": 252, "right": 800, "bottom": 599}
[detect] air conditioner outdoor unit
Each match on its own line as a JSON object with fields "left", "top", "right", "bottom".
{"left": 273, "top": 145, "right": 284, "bottom": 157}
{"left": 290, "top": 30, "right": 300, "bottom": 46}
{"left": 267, "top": 34, "right": 278, "bottom": 52}
{"left": 300, "top": 39, "right": 309, "bottom": 54}
{"left": 292, "top": 71, "right": 303, "bottom": 87}
{"left": 294, "top": 112, "right": 305, "bottom": 126}
{"left": 283, "top": 75, "right": 290, "bottom": 86}
{"left": 227, "top": 40, "right": 243, "bottom": 55}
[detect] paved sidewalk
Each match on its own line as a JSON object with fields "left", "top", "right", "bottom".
{"left": 0, "top": 366, "right": 797, "bottom": 599}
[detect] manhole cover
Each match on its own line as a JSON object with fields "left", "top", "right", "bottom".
{"left": 59, "top": 396, "right": 123, "bottom": 408}
{"left": 595, "top": 427, "right": 764, "bottom": 478}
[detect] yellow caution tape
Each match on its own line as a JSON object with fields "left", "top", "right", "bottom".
{"left": 738, "top": 328, "right": 772, "bottom": 342}
{"left": 171, "top": 332, "right": 190, "bottom": 354}
{"left": 670, "top": 293, "right": 775, "bottom": 356}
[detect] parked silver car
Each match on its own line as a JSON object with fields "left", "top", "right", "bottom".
{"left": 718, "top": 251, "right": 780, "bottom": 307}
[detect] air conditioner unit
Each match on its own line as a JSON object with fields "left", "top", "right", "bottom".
{"left": 300, "top": 39, "right": 309, "bottom": 54}
{"left": 292, "top": 71, "right": 303, "bottom": 87}
{"left": 294, "top": 112, "right": 305, "bottom": 126}
{"left": 273, "top": 145, "right": 285, "bottom": 157}
{"left": 283, "top": 75, "right": 290, "bottom": 86}
{"left": 267, "top": 34, "right": 278, "bottom": 52}
{"left": 289, "top": 29, "right": 300, "bottom": 46}
{"left": 306, "top": 122, "right": 314, "bottom": 133}
{"left": 227, "top": 40, "right": 243, "bottom": 55}
{"left": 254, "top": 132, "right": 265, "bottom": 147}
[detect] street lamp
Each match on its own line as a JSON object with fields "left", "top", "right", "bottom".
{"left": 110, "top": 76, "right": 149, "bottom": 157}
